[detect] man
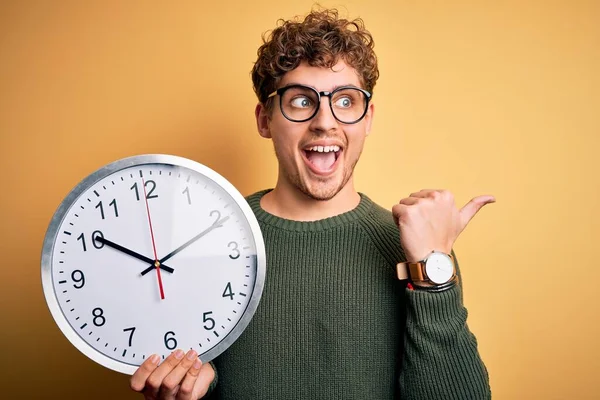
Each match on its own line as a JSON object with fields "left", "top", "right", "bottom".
{"left": 130, "top": 8, "right": 493, "bottom": 399}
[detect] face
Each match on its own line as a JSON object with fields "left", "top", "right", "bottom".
{"left": 255, "top": 60, "right": 374, "bottom": 201}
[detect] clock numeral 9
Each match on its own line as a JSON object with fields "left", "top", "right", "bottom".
{"left": 77, "top": 230, "right": 104, "bottom": 252}
{"left": 71, "top": 270, "right": 85, "bottom": 289}
{"left": 203, "top": 311, "right": 215, "bottom": 331}
{"left": 228, "top": 242, "right": 240, "bottom": 259}
{"left": 92, "top": 307, "right": 105, "bottom": 327}
{"left": 123, "top": 327, "right": 136, "bottom": 347}
{"left": 95, "top": 199, "right": 119, "bottom": 220}
{"left": 164, "top": 331, "right": 177, "bottom": 350}
{"left": 130, "top": 180, "right": 158, "bottom": 201}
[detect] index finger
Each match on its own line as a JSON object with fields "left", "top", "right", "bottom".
{"left": 130, "top": 354, "right": 160, "bottom": 392}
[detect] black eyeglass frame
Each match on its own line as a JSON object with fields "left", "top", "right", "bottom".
{"left": 267, "top": 84, "right": 372, "bottom": 124}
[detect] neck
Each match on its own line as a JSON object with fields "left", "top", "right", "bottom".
{"left": 260, "top": 178, "right": 361, "bottom": 222}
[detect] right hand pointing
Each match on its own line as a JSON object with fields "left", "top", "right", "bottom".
{"left": 130, "top": 349, "right": 215, "bottom": 399}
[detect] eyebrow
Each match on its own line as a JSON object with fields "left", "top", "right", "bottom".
{"left": 282, "top": 82, "right": 362, "bottom": 92}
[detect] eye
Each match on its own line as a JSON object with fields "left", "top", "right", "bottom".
{"left": 333, "top": 96, "right": 352, "bottom": 108}
{"left": 290, "top": 96, "right": 313, "bottom": 108}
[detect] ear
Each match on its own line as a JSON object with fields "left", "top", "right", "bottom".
{"left": 255, "top": 103, "right": 272, "bottom": 139}
{"left": 364, "top": 102, "right": 375, "bottom": 136}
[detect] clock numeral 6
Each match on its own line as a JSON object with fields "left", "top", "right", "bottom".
{"left": 71, "top": 270, "right": 85, "bottom": 289}
{"left": 130, "top": 180, "right": 158, "bottom": 201}
{"left": 164, "top": 331, "right": 177, "bottom": 350}
{"left": 77, "top": 230, "right": 104, "bottom": 252}
{"left": 203, "top": 311, "right": 215, "bottom": 331}
{"left": 92, "top": 307, "right": 105, "bottom": 327}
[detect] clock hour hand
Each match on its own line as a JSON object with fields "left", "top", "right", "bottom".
{"left": 95, "top": 237, "right": 175, "bottom": 274}
{"left": 139, "top": 215, "right": 230, "bottom": 276}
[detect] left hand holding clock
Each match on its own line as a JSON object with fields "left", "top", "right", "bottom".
{"left": 392, "top": 189, "right": 495, "bottom": 262}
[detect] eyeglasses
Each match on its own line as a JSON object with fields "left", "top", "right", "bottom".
{"left": 267, "top": 84, "right": 372, "bottom": 124}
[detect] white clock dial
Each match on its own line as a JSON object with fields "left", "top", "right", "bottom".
{"left": 41, "top": 155, "right": 265, "bottom": 375}
{"left": 424, "top": 252, "right": 454, "bottom": 284}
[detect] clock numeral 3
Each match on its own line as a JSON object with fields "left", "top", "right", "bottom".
{"left": 123, "top": 327, "right": 136, "bottom": 347}
{"left": 71, "top": 270, "right": 85, "bottom": 289}
{"left": 228, "top": 242, "right": 240, "bottom": 259}
{"left": 130, "top": 180, "right": 158, "bottom": 201}
{"left": 92, "top": 307, "right": 106, "bottom": 327}
{"left": 77, "top": 230, "right": 104, "bottom": 252}
{"left": 164, "top": 331, "right": 177, "bottom": 350}
{"left": 203, "top": 311, "right": 215, "bottom": 330}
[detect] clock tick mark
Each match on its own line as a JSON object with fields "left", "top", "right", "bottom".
{"left": 62, "top": 241, "right": 67, "bottom": 245}
{"left": 221, "top": 325, "right": 225, "bottom": 329}
{"left": 80, "top": 323, "right": 87, "bottom": 329}
{"left": 93, "top": 190, "right": 100, "bottom": 197}
{"left": 122, "top": 349, "right": 127, "bottom": 357}
{"left": 76, "top": 317, "right": 79, "bottom": 320}
{"left": 237, "top": 302, "right": 242, "bottom": 305}
{"left": 80, "top": 205, "right": 85, "bottom": 210}
{"left": 186, "top": 175, "right": 190, "bottom": 183}
{"left": 59, "top": 270, "right": 64, "bottom": 273}
{"left": 64, "top": 231, "right": 72, "bottom": 236}
{"left": 105, "top": 343, "right": 108, "bottom": 347}
{"left": 142, "top": 355, "right": 145, "bottom": 359}
{"left": 70, "top": 308, "right": 75, "bottom": 312}
{"left": 88, "top": 332, "right": 93, "bottom": 336}
{"left": 149, "top": 171, "right": 152, "bottom": 175}
{"left": 60, "top": 251, "right": 64, "bottom": 254}
{"left": 169, "top": 172, "right": 172, "bottom": 176}
{"left": 139, "top": 170, "right": 143, "bottom": 178}
{"left": 103, "top": 185, "right": 106, "bottom": 190}
{"left": 66, "top": 299, "right": 71, "bottom": 303}
{"left": 227, "top": 318, "right": 231, "bottom": 322}
{"left": 74, "top": 214, "right": 79, "bottom": 217}
{"left": 130, "top": 173, "right": 133, "bottom": 178}
{"left": 114, "top": 347, "right": 117, "bottom": 352}
{"left": 239, "top": 293, "right": 247, "bottom": 297}
{"left": 178, "top": 173, "right": 181, "bottom": 178}
{"left": 69, "top": 222, "right": 74, "bottom": 226}
{"left": 62, "top": 290, "right": 67, "bottom": 294}
{"left": 59, "top": 261, "right": 64, "bottom": 264}
{"left": 159, "top": 171, "right": 162, "bottom": 175}
{"left": 87, "top": 198, "right": 91, "bottom": 202}
{"left": 207, "top": 338, "right": 211, "bottom": 343}
{"left": 213, "top": 331, "right": 219, "bottom": 338}
{"left": 121, "top": 176, "right": 124, "bottom": 181}
{"left": 96, "top": 338, "right": 100, "bottom": 342}
{"left": 112, "top": 180, "right": 115, "bottom": 185}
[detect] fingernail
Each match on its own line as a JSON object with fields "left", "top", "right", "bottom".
{"left": 186, "top": 349, "right": 197, "bottom": 360}
{"left": 174, "top": 349, "right": 184, "bottom": 359}
{"left": 150, "top": 354, "right": 160, "bottom": 365}
{"left": 193, "top": 359, "right": 202, "bottom": 369}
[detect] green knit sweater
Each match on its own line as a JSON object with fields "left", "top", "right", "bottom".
{"left": 207, "top": 190, "right": 490, "bottom": 399}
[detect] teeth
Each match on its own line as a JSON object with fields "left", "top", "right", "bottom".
{"left": 308, "top": 145, "right": 340, "bottom": 153}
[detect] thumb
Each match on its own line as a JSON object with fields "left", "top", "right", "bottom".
{"left": 459, "top": 195, "right": 496, "bottom": 230}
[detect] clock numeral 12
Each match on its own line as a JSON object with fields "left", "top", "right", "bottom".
{"left": 131, "top": 180, "right": 158, "bottom": 201}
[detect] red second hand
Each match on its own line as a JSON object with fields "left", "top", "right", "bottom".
{"left": 142, "top": 177, "right": 165, "bottom": 300}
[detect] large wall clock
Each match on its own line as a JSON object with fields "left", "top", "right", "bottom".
{"left": 41, "top": 154, "right": 266, "bottom": 374}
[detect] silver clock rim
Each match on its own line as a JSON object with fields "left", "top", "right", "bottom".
{"left": 40, "top": 154, "right": 267, "bottom": 375}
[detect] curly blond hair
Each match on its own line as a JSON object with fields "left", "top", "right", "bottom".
{"left": 251, "top": 8, "right": 379, "bottom": 108}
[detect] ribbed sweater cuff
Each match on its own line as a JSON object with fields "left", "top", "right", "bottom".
{"left": 405, "top": 285, "right": 465, "bottom": 326}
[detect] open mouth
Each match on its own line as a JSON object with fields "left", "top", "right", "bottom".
{"left": 302, "top": 145, "right": 342, "bottom": 174}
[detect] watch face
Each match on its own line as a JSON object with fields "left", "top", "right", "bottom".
{"left": 424, "top": 252, "right": 454, "bottom": 284}
{"left": 41, "top": 155, "right": 265, "bottom": 375}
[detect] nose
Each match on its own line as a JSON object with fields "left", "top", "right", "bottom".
{"left": 309, "top": 95, "right": 338, "bottom": 133}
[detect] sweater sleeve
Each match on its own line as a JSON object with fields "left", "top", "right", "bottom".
{"left": 398, "top": 258, "right": 491, "bottom": 399}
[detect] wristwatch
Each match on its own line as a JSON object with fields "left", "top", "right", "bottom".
{"left": 396, "top": 251, "right": 458, "bottom": 291}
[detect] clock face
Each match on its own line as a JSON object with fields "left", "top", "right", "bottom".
{"left": 425, "top": 252, "right": 454, "bottom": 284}
{"left": 41, "top": 155, "right": 265, "bottom": 375}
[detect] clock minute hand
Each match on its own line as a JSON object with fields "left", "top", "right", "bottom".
{"left": 96, "top": 237, "right": 175, "bottom": 274}
{"left": 139, "top": 216, "right": 230, "bottom": 277}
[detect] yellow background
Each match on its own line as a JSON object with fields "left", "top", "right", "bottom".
{"left": 1, "top": 1, "right": 598, "bottom": 399}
